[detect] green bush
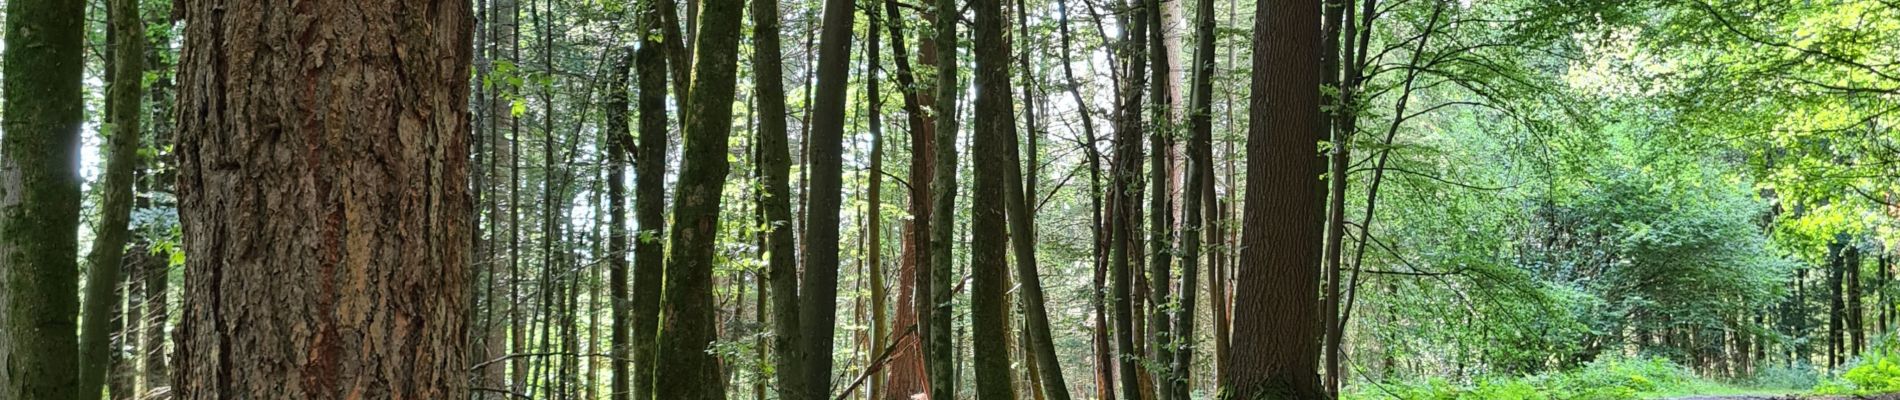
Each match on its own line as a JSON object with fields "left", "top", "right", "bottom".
{"left": 1343, "top": 356, "right": 1734, "bottom": 400}
{"left": 1816, "top": 334, "right": 1900, "bottom": 395}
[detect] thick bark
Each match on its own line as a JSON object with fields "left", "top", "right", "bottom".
{"left": 881, "top": 3, "right": 935, "bottom": 397}
{"left": 799, "top": 0, "right": 857, "bottom": 395}
{"left": 654, "top": 0, "right": 745, "bottom": 396}
{"left": 971, "top": 0, "right": 1020, "bottom": 396}
{"left": 752, "top": 0, "right": 807, "bottom": 396}
{"left": 80, "top": 0, "right": 147, "bottom": 396}
{"left": 631, "top": 0, "right": 673, "bottom": 396}
{"left": 1228, "top": 0, "right": 1326, "bottom": 398}
{"left": 171, "top": 0, "right": 473, "bottom": 397}
{"left": 926, "top": 0, "right": 962, "bottom": 396}
{"left": 607, "top": 45, "right": 635, "bottom": 400}
{"left": 0, "top": 0, "right": 89, "bottom": 396}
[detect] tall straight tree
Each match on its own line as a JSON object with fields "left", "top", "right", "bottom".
{"left": 800, "top": 0, "right": 857, "bottom": 396}
{"left": 170, "top": 0, "right": 473, "bottom": 397}
{"left": 751, "top": 0, "right": 808, "bottom": 395}
{"left": 1172, "top": 0, "right": 1218, "bottom": 393}
{"left": 970, "top": 0, "right": 1018, "bottom": 395}
{"left": 1109, "top": 1, "right": 1151, "bottom": 398}
{"left": 1229, "top": 0, "right": 1326, "bottom": 397}
{"left": 925, "top": 0, "right": 962, "bottom": 395}
{"left": 78, "top": 0, "right": 146, "bottom": 395}
{"left": 606, "top": 45, "right": 635, "bottom": 400}
{"left": 0, "top": 0, "right": 86, "bottom": 396}
{"left": 881, "top": 1, "right": 936, "bottom": 396}
{"left": 654, "top": 0, "right": 746, "bottom": 395}
{"left": 631, "top": 0, "right": 674, "bottom": 396}
{"left": 1144, "top": 0, "right": 1177, "bottom": 393}
{"left": 865, "top": 10, "right": 891, "bottom": 400}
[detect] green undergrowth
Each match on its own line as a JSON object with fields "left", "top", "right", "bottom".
{"left": 1813, "top": 334, "right": 1900, "bottom": 396}
{"left": 1342, "top": 357, "right": 1786, "bottom": 400}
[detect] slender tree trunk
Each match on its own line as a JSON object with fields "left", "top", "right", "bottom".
{"left": 800, "top": 0, "right": 857, "bottom": 395}
{"left": 1110, "top": 1, "right": 1151, "bottom": 398}
{"left": 140, "top": 11, "right": 179, "bottom": 395}
{"left": 79, "top": 0, "right": 147, "bottom": 396}
{"left": 752, "top": 0, "right": 807, "bottom": 397}
{"left": 1143, "top": 0, "right": 1178, "bottom": 394}
{"left": 999, "top": 17, "right": 1077, "bottom": 400}
{"left": 866, "top": 13, "right": 891, "bottom": 400}
{"left": 1053, "top": 0, "right": 1114, "bottom": 396}
{"left": 0, "top": 0, "right": 88, "bottom": 396}
{"left": 1228, "top": 0, "right": 1326, "bottom": 398}
{"left": 926, "top": 0, "right": 963, "bottom": 395}
{"left": 110, "top": 251, "right": 143, "bottom": 400}
{"left": 882, "top": 1, "right": 935, "bottom": 396}
{"left": 1849, "top": 243, "right": 1864, "bottom": 356}
{"left": 1172, "top": 0, "right": 1217, "bottom": 394}
{"left": 607, "top": 44, "right": 636, "bottom": 400}
{"left": 1830, "top": 238, "right": 1845, "bottom": 369}
{"left": 631, "top": 0, "right": 673, "bottom": 396}
{"left": 171, "top": 0, "right": 472, "bottom": 397}
{"left": 655, "top": 0, "right": 746, "bottom": 396}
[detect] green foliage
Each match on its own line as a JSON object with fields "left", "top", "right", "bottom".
{"left": 1344, "top": 357, "right": 1762, "bottom": 400}
{"left": 1815, "top": 335, "right": 1900, "bottom": 395}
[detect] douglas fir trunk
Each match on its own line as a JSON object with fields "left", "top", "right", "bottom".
{"left": 171, "top": 1, "right": 474, "bottom": 398}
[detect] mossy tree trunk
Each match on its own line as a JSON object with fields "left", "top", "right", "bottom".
{"left": 0, "top": 0, "right": 87, "bottom": 397}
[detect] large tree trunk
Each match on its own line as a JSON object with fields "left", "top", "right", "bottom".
{"left": 654, "top": 0, "right": 745, "bottom": 396}
{"left": 751, "top": 0, "right": 806, "bottom": 396}
{"left": 171, "top": 0, "right": 473, "bottom": 397}
{"left": 1229, "top": 0, "right": 1326, "bottom": 398}
{"left": 80, "top": 0, "right": 147, "bottom": 396}
{"left": 971, "top": 0, "right": 1019, "bottom": 396}
{"left": 630, "top": 0, "right": 673, "bottom": 397}
{"left": 0, "top": 0, "right": 88, "bottom": 396}
{"left": 799, "top": 0, "right": 856, "bottom": 395}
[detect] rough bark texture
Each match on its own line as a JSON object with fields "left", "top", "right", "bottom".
{"left": 631, "top": 0, "right": 672, "bottom": 397}
{"left": 1228, "top": 0, "right": 1326, "bottom": 397}
{"left": 970, "top": 0, "right": 1019, "bottom": 396}
{"left": 655, "top": 0, "right": 745, "bottom": 396}
{"left": 751, "top": 0, "right": 807, "bottom": 396}
{"left": 606, "top": 46, "right": 635, "bottom": 400}
{"left": 80, "top": 0, "right": 148, "bottom": 396}
{"left": 0, "top": 0, "right": 87, "bottom": 396}
{"left": 800, "top": 0, "right": 857, "bottom": 396}
{"left": 926, "top": 0, "right": 962, "bottom": 395}
{"left": 171, "top": 0, "right": 473, "bottom": 398}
